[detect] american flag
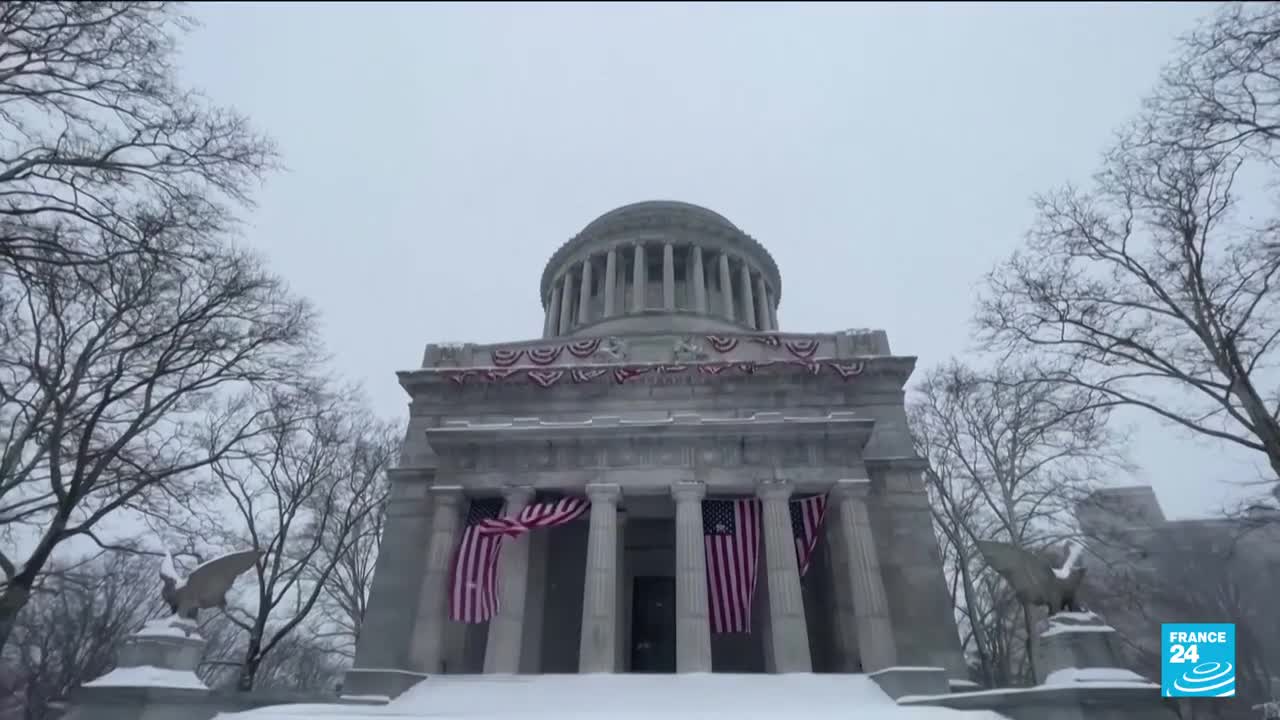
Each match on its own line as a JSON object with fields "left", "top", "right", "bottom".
{"left": 449, "top": 495, "right": 590, "bottom": 624}
{"left": 449, "top": 498, "right": 506, "bottom": 623}
{"left": 790, "top": 494, "right": 829, "bottom": 576}
{"left": 477, "top": 496, "right": 590, "bottom": 538}
{"left": 703, "top": 498, "right": 762, "bottom": 634}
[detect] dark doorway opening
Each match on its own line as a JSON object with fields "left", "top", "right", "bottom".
{"left": 629, "top": 576, "right": 676, "bottom": 672}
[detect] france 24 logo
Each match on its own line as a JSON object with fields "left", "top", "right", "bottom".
{"left": 1161, "top": 623, "right": 1236, "bottom": 698}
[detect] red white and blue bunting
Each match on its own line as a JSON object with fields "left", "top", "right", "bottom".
{"left": 442, "top": 359, "right": 866, "bottom": 387}
{"left": 489, "top": 333, "right": 832, "bottom": 368}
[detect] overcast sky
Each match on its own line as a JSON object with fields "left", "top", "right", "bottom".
{"left": 175, "top": 2, "right": 1260, "bottom": 521}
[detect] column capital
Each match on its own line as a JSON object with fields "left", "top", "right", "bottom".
{"left": 832, "top": 478, "right": 872, "bottom": 500}
{"left": 671, "top": 482, "right": 706, "bottom": 502}
{"left": 502, "top": 485, "right": 536, "bottom": 504}
{"left": 756, "top": 479, "right": 794, "bottom": 500}
{"left": 586, "top": 483, "right": 621, "bottom": 503}
{"left": 428, "top": 485, "right": 465, "bottom": 504}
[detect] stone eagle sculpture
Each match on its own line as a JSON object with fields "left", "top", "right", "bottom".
{"left": 976, "top": 540, "right": 1085, "bottom": 614}
{"left": 159, "top": 549, "right": 262, "bottom": 620}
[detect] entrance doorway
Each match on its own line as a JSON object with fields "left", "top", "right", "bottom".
{"left": 629, "top": 576, "right": 676, "bottom": 672}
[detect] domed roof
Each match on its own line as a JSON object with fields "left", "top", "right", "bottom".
{"left": 578, "top": 201, "right": 740, "bottom": 237}
{"left": 540, "top": 200, "right": 780, "bottom": 306}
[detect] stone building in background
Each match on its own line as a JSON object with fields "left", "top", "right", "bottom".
{"left": 343, "top": 201, "right": 968, "bottom": 698}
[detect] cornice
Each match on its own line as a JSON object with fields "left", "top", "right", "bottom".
{"left": 426, "top": 411, "right": 876, "bottom": 447}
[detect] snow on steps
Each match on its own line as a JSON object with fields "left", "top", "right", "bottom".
{"left": 217, "top": 673, "right": 1009, "bottom": 720}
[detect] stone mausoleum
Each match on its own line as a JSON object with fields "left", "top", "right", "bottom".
{"left": 344, "top": 201, "right": 969, "bottom": 698}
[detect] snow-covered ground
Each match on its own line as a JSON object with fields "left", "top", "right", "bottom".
{"left": 216, "top": 673, "right": 1009, "bottom": 720}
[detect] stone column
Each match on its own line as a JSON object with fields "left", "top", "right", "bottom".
{"left": 579, "top": 483, "right": 621, "bottom": 672}
{"left": 546, "top": 279, "right": 562, "bottom": 337}
{"left": 408, "top": 486, "right": 464, "bottom": 673}
{"left": 631, "top": 243, "right": 646, "bottom": 313}
{"left": 577, "top": 256, "right": 593, "bottom": 325}
{"left": 718, "top": 253, "right": 734, "bottom": 321}
{"left": 833, "top": 479, "right": 897, "bottom": 671}
{"left": 483, "top": 487, "right": 536, "bottom": 674}
{"left": 691, "top": 246, "right": 707, "bottom": 313}
{"left": 758, "top": 480, "right": 812, "bottom": 672}
{"left": 740, "top": 263, "right": 757, "bottom": 329}
{"left": 603, "top": 247, "right": 618, "bottom": 318}
{"left": 558, "top": 271, "right": 576, "bottom": 335}
{"left": 672, "top": 482, "right": 712, "bottom": 673}
{"left": 663, "top": 243, "right": 675, "bottom": 310}
{"left": 754, "top": 276, "right": 771, "bottom": 331}
{"left": 615, "top": 509, "right": 629, "bottom": 672}
{"left": 765, "top": 285, "right": 778, "bottom": 331}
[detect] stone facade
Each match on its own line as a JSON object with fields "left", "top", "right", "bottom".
{"left": 346, "top": 201, "right": 967, "bottom": 695}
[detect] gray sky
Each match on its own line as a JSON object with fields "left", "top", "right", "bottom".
{"left": 176, "top": 1, "right": 1259, "bottom": 520}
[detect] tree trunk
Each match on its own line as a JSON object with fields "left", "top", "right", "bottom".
{"left": 1021, "top": 603, "right": 1038, "bottom": 685}
{"left": 0, "top": 579, "right": 33, "bottom": 650}
{"left": 0, "top": 516, "right": 67, "bottom": 651}
{"left": 956, "top": 550, "right": 994, "bottom": 687}
{"left": 237, "top": 634, "right": 263, "bottom": 691}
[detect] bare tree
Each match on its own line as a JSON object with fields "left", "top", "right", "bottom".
{"left": 3, "top": 552, "right": 165, "bottom": 720}
{"left": 978, "top": 3, "right": 1280, "bottom": 496}
{"left": 0, "top": 228, "right": 318, "bottom": 650}
{"left": 195, "top": 610, "right": 343, "bottom": 694}
{"left": 1152, "top": 4, "right": 1280, "bottom": 160}
{"left": 911, "top": 359, "right": 1125, "bottom": 686}
{"left": 0, "top": 2, "right": 278, "bottom": 270}
{"left": 186, "top": 388, "right": 394, "bottom": 691}
{"left": 310, "top": 452, "right": 395, "bottom": 661}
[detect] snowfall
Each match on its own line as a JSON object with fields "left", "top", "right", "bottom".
{"left": 214, "top": 673, "right": 1011, "bottom": 720}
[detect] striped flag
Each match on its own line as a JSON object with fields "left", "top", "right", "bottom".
{"left": 477, "top": 496, "right": 590, "bottom": 538}
{"left": 449, "top": 498, "right": 506, "bottom": 623}
{"left": 790, "top": 494, "right": 829, "bottom": 576}
{"left": 449, "top": 495, "right": 591, "bottom": 624}
{"left": 703, "top": 498, "right": 762, "bottom": 634}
